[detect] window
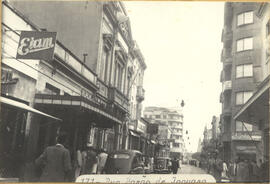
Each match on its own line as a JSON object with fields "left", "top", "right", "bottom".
{"left": 163, "top": 115, "right": 167, "bottom": 119}
{"left": 156, "top": 115, "right": 161, "bottom": 119}
{"left": 100, "top": 47, "right": 110, "bottom": 83}
{"left": 115, "top": 61, "right": 124, "bottom": 91}
{"left": 236, "top": 121, "right": 253, "bottom": 131}
{"left": 236, "top": 91, "right": 253, "bottom": 105}
{"left": 127, "top": 73, "right": 131, "bottom": 97}
{"left": 45, "top": 83, "right": 60, "bottom": 95}
{"left": 174, "top": 135, "right": 180, "bottom": 139}
{"left": 237, "top": 38, "right": 253, "bottom": 52}
{"left": 237, "top": 11, "right": 253, "bottom": 26}
{"left": 173, "top": 143, "right": 180, "bottom": 148}
{"left": 236, "top": 64, "right": 253, "bottom": 78}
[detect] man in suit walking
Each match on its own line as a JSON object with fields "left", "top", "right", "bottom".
{"left": 35, "top": 134, "right": 72, "bottom": 182}
{"left": 172, "top": 157, "right": 179, "bottom": 174}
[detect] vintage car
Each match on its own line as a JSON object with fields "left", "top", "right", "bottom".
{"left": 103, "top": 149, "right": 145, "bottom": 174}
{"left": 153, "top": 157, "right": 172, "bottom": 174}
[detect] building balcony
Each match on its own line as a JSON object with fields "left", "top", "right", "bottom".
{"left": 97, "top": 79, "right": 108, "bottom": 98}
{"left": 108, "top": 87, "right": 129, "bottom": 112}
{"left": 231, "top": 131, "right": 261, "bottom": 141}
{"left": 221, "top": 48, "right": 232, "bottom": 63}
{"left": 136, "top": 86, "right": 145, "bottom": 102}
{"left": 173, "top": 131, "right": 183, "bottom": 136}
{"left": 220, "top": 92, "right": 224, "bottom": 103}
{"left": 222, "top": 80, "right": 232, "bottom": 92}
{"left": 221, "top": 27, "right": 232, "bottom": 44}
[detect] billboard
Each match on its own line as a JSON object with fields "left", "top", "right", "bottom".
{"left": 16, "top": 31, "right": 57, "bottom": 60}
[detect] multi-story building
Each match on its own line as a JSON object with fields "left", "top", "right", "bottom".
{"left": 234, "top": 2, "right": 269, "bottom": 167}
{"left": 143, "top": 106, "right": 184, "bottom": 158}
{"left": 125, "top": 41, "right": 147, "bottom": 151}
{"left": 1, "top": 1, "right": 146, "bottom": 181}
{"left": 220, "top": 2, "right": 267, "bottom": 162}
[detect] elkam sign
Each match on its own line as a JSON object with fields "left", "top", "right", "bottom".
{"left": 16, "top": 31, "right": 57, "bottom": 60}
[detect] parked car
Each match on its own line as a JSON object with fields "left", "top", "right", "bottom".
{"left": 103, "top": 150, "right": 145, "bottom": 174}
{"left": 189, "top": 159, "right": 199, "bottom": 167}
{"left": 154, "top": 157, "right": 172, "bottom": 174}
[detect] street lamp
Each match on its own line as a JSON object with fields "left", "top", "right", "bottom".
{"left": 181, "top": 100, "right": 185, "bottom": 107}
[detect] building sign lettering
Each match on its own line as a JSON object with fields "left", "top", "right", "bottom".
{"left": 16, "top": 31, "right": 57, "bottom": 60}
{"left": 136, "top": 120, "right": 146, "bottom": 133}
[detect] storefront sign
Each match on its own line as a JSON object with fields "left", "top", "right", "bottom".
{"left": 137, "top": 120, "right": 146, "bottom": 133}
{"left": 16, "top": 31, "right": 57, "bottom": 60}
{"left": 128, "top": 123, "right": 135, "bottom": 130}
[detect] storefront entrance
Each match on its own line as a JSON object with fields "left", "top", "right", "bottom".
{"left": 0, "top": 105, "right": 27, "bottom": 178}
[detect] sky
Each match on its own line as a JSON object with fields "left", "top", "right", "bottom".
{"left": 124, "top": 1, "right": 225, "bottom": 153}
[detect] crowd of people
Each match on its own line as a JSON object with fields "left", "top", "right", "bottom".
{"left": 202, "top": 157, "right": 269, "bottom": 182}
{"left": 34, "top": 134, "right": 185, "bottom": 182}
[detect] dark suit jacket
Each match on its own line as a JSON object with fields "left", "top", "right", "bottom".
{"left": 35, "top": 144, "right": 72, "bottom": 182}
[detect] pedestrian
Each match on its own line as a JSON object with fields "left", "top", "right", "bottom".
{"left": 97, "top": 149, "right": 108, "bottom": 174}
{"left": 171, "top": 157, "right": 179, "bottom": 174}
{"left": 213, "top": 159, "right": 222, "bottom": 182}
{"left": 247, "top": 159, "right": 253, "bottom": 181}
{"left": 258, "top": 158, "right": 263, "bottom": 168}
{"left": 221, "top": 160, "right": 228, "bottom": 179}
{"left": 35, "top": 134, "right": 72, "bottom": 182}
{"left": 81, "top": 147, "right": 97, "bottom": 174}
{"left": 144, "top": 157, "right": 151, "bottom": 174}
{"left": 250, "top": 160, "right": 259, "bottom": 182}
{"left": 80, "top": 146, "right": 87, "bottom": 174}
{"left": 178, "top": 159, "right": 182, "bottom": 170}
{"left": 74, "top": 146, "right": 82, "bottom": 179}
{"left": 150, "top": 157, "right": 154, "bottom": 172}
{"left": 236, "top": 158, "right": 249, "bottom": 182}
{"left": 207, "top": 159, "right": 211, "bottom": 174}
{"left": 260, "top": 156, "right": 269, "bottom": 182}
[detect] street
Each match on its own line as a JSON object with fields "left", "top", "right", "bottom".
{"left": 178, "top": 164, "right": 206, "bottom": 174}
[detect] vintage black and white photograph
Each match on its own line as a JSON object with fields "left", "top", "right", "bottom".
{"left": 1, "top": 1, "right": 269, "bottom": 183}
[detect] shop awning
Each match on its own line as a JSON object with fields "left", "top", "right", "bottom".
{"left": 129, "top": 130, "right": 140, "bottom": 137}
{"left": 234, "top": 76, "right": 269, "bottom": 126}
{"left": 34, "top": 94, "right": 121, "bottom": 126}
{"left": 1, "top": 96, "right": 62, "bottom": 121}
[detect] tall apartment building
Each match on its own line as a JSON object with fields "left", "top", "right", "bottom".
{"left": 234, "top": 3, "right": 269, "bottom": 165}
{"left": 143, "top": 106, "right": 184, "bottom": 158}
{"left": 220, "top": 2, "right": 268, "bottom": 162}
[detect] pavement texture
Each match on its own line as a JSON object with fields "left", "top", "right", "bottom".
{"left": 177, "top": 164, "right": 207, "bottom": 174}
